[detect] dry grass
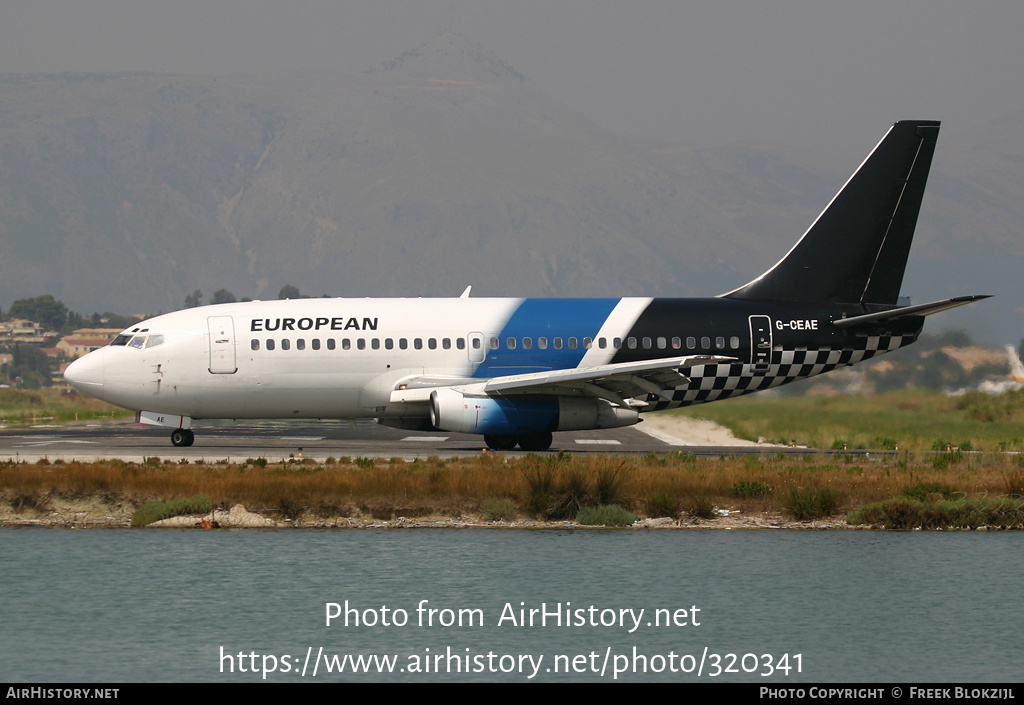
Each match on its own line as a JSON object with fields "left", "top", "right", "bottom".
{"left": 668, "top": 388, "right": 1024, "bottom": 451}
{"left": 2, "top": 450, "right": 1022, "bottom": 525}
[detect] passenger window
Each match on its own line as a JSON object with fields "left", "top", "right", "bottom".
{"left": 489, "top": 337, "right": 499, "bottom": 350}
{"left": 251, "top": 339, "right": 260, "bottom": 351}
{"left": 371, "top": 339, "right": 380, "bottom": 350}
{"left": 385, "top": 338, "right": 394, "bottom": 350}
{"left": 657, "top": 337, "right": 666, "bottom": 349}
{"left": 312, "top": 339, "right": 321, "bottom": 350}
{"left": 672, "top": 337, "right": 681, "bottom": 349}
{"left": 730, "top": 336, "right": 740, "bottom": 349}
{"left": 399, "top": 338, "right": 408, "bottom": 350}
{"left": 457, "top": 338, "right": 466, "bottom": 350}
{"left": 471, "top": 338, "right": 480, "bottom": 349}
{"left": 701, "top": 337, "right": 710, "bottom": 349}
{"left": 642, "top": 337, "right": 651, "bottom": 349}
{"left": 357, "top": 339, "right": 366, "bottom": 350}
{"left": 613, "top": 338, "right": 622, "bottom": 349}
{"left": 599, "top": 338, "right": 607, "bottom": 349}
{"left": 266, "top": 339, "right": 275, "bottom": 351}
{"left": 507, "top": 337, "right": 517, "bottom": 350}
{"left": 414, "top": 339, "right": 423, "bottom": 350}
{"left": 538, "top": 337, "right": 548, "bottom": 349}
{"left": 568, "top": 337, "right": 578, "bottom": 349}
{"left": 442, "top": 338, "right": 451, "bottom": 349}
{"left": 522, "top": 338, "right": 533, "bottom": 350}
{"left": 281, "top": 339, "right": 290, "bottom": 350}
{"left": 716, "top": 336, "right": 725, "bottom": 349}
{"left": 342, "top": 339, "right": 351, "bottom": 350}
{"left": 627, "top": 337, "right": 637, "bottom": 349}
{"left": 553, "top": 337, "right": 563, "bottom": 350}
{"left": 297, "top": 339, "right": 305, "bottom": 350}
{"left": 687, "top": 337, "right": 696, "bottom": 349}
{"left": 584, "top": 337, "right": 593, "bottom": 349}
{"left": 327, "top": 339, "right": 336, "bottom": 350}
{"left": 428, "top": 338, "right": 437, "bottom": 350}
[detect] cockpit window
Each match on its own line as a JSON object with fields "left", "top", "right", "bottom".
{"left": 115, "top": 333, "right": 165, "bottom": 349}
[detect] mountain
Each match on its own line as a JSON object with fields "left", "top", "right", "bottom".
{"left": 0, "top": 34, "right": 1018, "bottom": 341}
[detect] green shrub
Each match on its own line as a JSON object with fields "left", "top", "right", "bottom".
{"left": 278, "top": 497, "right": 304, "bottom": 520}
{"left": 480, "top": 497, "right": 518, "bottom": 522}
{"left": 523, "top": 464, "right": 558, "bottom": 517}
{"left": 849, "top": 496, "right": 1024, "bottom": 530}
{"left": 683, "top": 496, "right": 716, "bottom": 519}
{"left": 548, "top": 471, "right": 591, "bottom": 520}
{"left": 731, "top": 480, "right": 773, "bottom": 498}
{"left": 594, "top": 464, "right": 629, "bottom": 506}
{"left": 576, "top": 504, "right": 636, "bottom": 527}
{"left": 901, "top": 482, "right": 958, "bottom": 502}
{"left": 131, "top": 494, "right": 212, "bottom": 527}
{"left": 646, "top": 491, "right": 680, "bottom": 519}
{"left": 780, "top": 487, "right": 841, "bottom": 520}
{"left": 848, "top": 497, "right": 922, "bottom": 529}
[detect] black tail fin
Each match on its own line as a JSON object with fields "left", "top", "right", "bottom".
{"left": 723, "top": 120, "right": 940, "bottom": 305}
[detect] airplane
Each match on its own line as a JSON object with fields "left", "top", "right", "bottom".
{"left": 64, "top": 120, "right": 988, "bottom": 450}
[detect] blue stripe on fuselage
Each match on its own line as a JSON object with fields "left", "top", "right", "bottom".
{"left": 473, "top": 298, "right": 620, "bottom": 377}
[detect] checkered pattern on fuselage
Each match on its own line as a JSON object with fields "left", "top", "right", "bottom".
{"left": 657, "top": 333, "right": 914, "bottom": 409}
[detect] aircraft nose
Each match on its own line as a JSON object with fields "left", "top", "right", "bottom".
{"left": 64, "top": 350, "right": 105, "bottom": 392}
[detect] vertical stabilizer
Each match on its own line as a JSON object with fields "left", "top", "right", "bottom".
{"left": 723, "top": 120, "right": 940, "bottom": 305}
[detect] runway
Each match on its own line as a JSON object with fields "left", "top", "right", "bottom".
{"left": 0, "top": 416, "right": 814, "bottom": 463}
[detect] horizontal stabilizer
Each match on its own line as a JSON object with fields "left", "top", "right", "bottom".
{"left": 832, "top": 295, "right": 991, "bottom": 328}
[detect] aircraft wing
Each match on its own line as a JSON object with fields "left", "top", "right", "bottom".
{"left": 390, "top": 355, "right": 734, "bottom": 407}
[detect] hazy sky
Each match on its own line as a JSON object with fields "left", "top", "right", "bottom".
{"left": 3, "top": 1, "right": 1023, "bottom": 152}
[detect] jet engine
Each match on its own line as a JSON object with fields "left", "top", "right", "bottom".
{"left": 429, "top": 388, "right": 638, "bottom": 435}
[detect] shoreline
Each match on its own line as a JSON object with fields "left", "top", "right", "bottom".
{"left": 1, "top": 498, "right": 850, "bottom": 530}
{"left": 3, "top": 412, "right": 1019, "bottom": 531}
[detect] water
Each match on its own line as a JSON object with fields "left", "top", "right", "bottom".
{"left": 1, "top": 529, "right": 1020, "bottom": 682}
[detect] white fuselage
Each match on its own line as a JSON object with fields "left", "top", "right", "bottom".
{"left": 64, "top": 297, "right": 648, "bottom": 420}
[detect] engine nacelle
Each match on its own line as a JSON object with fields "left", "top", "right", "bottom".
{"left": 429, "top": 388, "right": 639, "bottom": 435}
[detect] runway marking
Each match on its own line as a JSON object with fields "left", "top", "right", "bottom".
{"left": 574, "top": 439, "right": 621, "bottom": 445}
{"left": 15, "top": 440, "right": 98, "bottom": 447}
{"left": 279, "top": 436, "right": 327, "bottom": 441}
{"left": 402, "top": 436, "right": 449, "bottom": 442}
{"left": 632, "top": 425, "right": 697, "bottom": 446}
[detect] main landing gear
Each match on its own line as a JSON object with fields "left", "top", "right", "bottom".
{"left": 170, "top": 428, "right": 195, "bottom": 447}
{"left": 484, "top": 431, "right": 553, "bottom": 452}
